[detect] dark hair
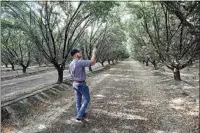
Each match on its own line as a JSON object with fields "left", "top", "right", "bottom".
{"left": 71, "top": 49, "right": 80, "bottom": 56}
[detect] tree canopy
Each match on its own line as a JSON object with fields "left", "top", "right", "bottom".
{"left": 1, "top": 1, "right": 199, "bottom": 82}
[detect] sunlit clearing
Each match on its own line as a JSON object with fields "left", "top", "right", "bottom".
{"left": 169, "top": 104, "right": 185, "bottom": 110}
{"left": 94, "top": 94, "right": 106, "bottom": 98}
{"left": 187, "top": 111, "right": 199, "bottom": 116}
{"left": 152, "top": 129, "right": 178, "bottom": 133}
{"left": 63, "top": 119, "right": 76, "bottom": 124}
{"left": 183, "top": 85, "right": 195, "bottom": 90}
{"left": 122, "top": 125, "right": 135, "bottom": 130}
{"left": 187, "top": 105, "right": 199, "bottom": 116}
{"left": 124, "top": 108, "right": 144, "bottom": 113}
{"left": 93, "top": 109, "right": 148, "bottom": 121}
{"left": 169, "top": 98, "right": 185, "bottom": 110}
{"left": 114, "top": 94, "right": 122, "bottom": 98}
{"left": 38, "top": 124, "right": 46, "bottom": 130}
{"left": 140, "top": 100, "right": 159, "bottom": 106}
{"left": 109, "top": 128, "right": 118, "bottom": 133}
{"left": 171, "top": 98, "right": 184, "bottom": 104}
{"left": 108, "top": 101, "right": 119, "bottom": 105}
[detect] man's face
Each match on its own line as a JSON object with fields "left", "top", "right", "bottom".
{"left": 76, "top": 52, "right": 82, "bottom": 59}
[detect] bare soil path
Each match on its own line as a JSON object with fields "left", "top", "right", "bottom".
{"left": 1, "top": 63, "right": 106, "bottom": 104}
{"left": 2, "top": 60, "right": 198, "bottom": 133}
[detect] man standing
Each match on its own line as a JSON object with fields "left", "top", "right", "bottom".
{"left": 69, "top": 48, "right": 97, "bottom": 122}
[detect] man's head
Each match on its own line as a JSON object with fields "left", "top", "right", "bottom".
{"left": 71, "top": 49, "right": 81, "bottom": 59}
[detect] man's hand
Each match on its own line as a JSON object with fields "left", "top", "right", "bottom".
{"left": 92, "top": 47, "right": 97, "bottom": 55}
{"left": 90, "top": 47, "right": 97, "bottom": 65}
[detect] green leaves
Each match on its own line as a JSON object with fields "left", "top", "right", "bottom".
{"left": 83, "top": 1, "right": 119, "bottom": 22}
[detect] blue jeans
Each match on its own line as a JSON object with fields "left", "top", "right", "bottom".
{"left": 73, "top": 82, "right": 90, "bottom": 119}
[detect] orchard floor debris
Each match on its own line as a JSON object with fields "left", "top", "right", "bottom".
{"left": 2, "top": 60, "right": 199, "bottom": 133}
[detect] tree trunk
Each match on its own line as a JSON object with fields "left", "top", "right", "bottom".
{"left": 108, "top": 60, "right": 110, "bottom": 65}
{"left": 112, "top": 60, "right": 114, "bottom": 64}
{"left": 35, "top": 58, "right": 42, "bottom": 67}
{"left": 152, "top": 60, "right": 158, "bottom": 69}
{"left": 101, "top": 61, "right": 104, "bottom": 67}
{"left": 38, "top": 62, "right": 41, "bottom": 67}
{"left": 89, "top": 65, "right": 92, "bottom": 72}
{"left": 173, "top": 68, "right": 181, "bottom": 81}
{"left": 5, "top": 63, "right": 8, "bottom": 68}
{"left": 145, "top": 61, "right": 149, "bottom": 66}
{"left": 57, "top": 67, "right": 64, "bottom": 83}
{"left": 188, "top": 60, "right": 193, "bottom": 66}
{"left": 22, "top": 66, "right": 27, "bottom": 73}
{"left": 1, "top": 108, "right": 10, "bottom": 121}
{"left": 11, "top": 63, "right": 15, "bottom": 71}
{"left": 20, "top": 61, "right": 30, "bottom": 73}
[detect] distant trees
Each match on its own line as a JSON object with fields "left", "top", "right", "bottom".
{"left": 82, "top": 21, "right": 106, "bottom": 71}
{"left": 1, "top": 27, "right": 32, "bottom": 73}
{"left": 1, "top": 28, "right": 17, "bottom": 70}
{"left": 96, "top": 22, "right": 129, "bottom": 66}
{"left": 2, "top": 1, "right": 197, "bottom": 82}
{"left": 2, "top": 1, "right": 129, "bottom": 83}
{"left": 127, "top": 2, "right": 199, "bottom": 80}
{"left": 162, "top": 1, "right": 200, "bottom": 59}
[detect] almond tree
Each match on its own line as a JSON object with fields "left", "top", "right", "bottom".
{"left": 1, "top": 28, "right": 17, "bottom": 70}
{"left": 1, "top": 28, "right": 32, "bottom": 73}
{"left": 82, "top": 21, "right": 107, "bottom": 71}
{"left": 2, "top": 1, "right": 117, "bottom": 83}
{"left": 127, "top": 2, "right": 198, "bottom": 80}
{"left": 162, "top": 1, "right": 200, "bottom": 62}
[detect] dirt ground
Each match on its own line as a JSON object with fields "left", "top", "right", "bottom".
{"left": 1, "top": 62, "right": 106, "bottom": 104}
{"left": 2, "top": 60, "right": 199, "bottom": 133}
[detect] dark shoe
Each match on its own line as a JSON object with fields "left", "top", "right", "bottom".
{"left": 83, "top": 113, "right": 87, "bottom": 118}
{"left": 76, "top": 117, "right": 89, "bottom": 123}
{"left": 76, "top": 118, "right": 84, "bottom": 122}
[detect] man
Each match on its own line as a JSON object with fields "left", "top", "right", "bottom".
{"left": 69, "top": 48, "right": 97, "bottom": 122}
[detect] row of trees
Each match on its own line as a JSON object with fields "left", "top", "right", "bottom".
{"left": 1, "top": 1, "right": 129, "bottom": 83}
{"left": 126, "top": 1, "right": 199, "bottom": 81}
{"left": 3, "top": 1, "right": 196, "bottom": 82}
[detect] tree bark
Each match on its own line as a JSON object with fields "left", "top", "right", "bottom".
{"left": 108, "top": 60, "right": 110, "bottom": 65}
{"left": 37, "top": 60, "right": 42, "bottom": 67}
{"left": 57, "top": 66, "right": 64, "bottom": 83}
{"left": 152, "top": 60, "right": 158, "bottom": 69}
{"left": 145, "top": 61, "right": 149, "bottom": 66}
{"left": 173, "top": 68, "right": 181, "bottom": 81}
{"left": 89, "top": 65, "right": 93, "bottom": 72}
{"left": 188, "top": 60, "right": 193, "bottom": 66}
{"left": 35, "top": 58, "right": 42, "bottom": 67}
{"left": 22, "top": 66, "right": 27, "bottom": 73}
{"left": 101, "top": 62, "right": 104, "bottom": 67}
{"left": 20, "top": 60, "right": 31, "bottom": 73}
{"left": 11, "top": 63, "right": 15, "bottom": 71}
